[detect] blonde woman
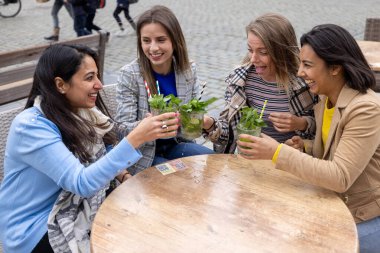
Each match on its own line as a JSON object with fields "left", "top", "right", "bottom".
{"left": 203, "top": 13, "right": 317, "bottom": 153}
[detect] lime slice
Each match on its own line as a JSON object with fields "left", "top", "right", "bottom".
{"left": 189, "top": 118, "right": 200, "bottom": 125}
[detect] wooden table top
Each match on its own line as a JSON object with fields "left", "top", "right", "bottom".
{"left": 91, "top": 154, "right": 358, "bottom": 253}
{"left": 357, "top": 40, "right": 380, "bottom": 71}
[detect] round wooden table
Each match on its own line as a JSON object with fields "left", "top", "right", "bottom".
{"left": 91, "top": 154, "right": 358, "bottom": 253}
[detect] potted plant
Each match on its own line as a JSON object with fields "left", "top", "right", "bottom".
{"left": 179, "top": 97, "right": 217, "bottom": 139}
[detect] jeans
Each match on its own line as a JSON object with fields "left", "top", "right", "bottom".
{"left": 152, "top": 139, "right": 214, "bottom": 165}
{"left": 357, "top": 216, "right": 380, "bottom": 253}
{"left": 74, "top": 14, "right": 91, "bottom": 37}
{"left": 51, "top": 0, "right": 73, "bottom": 28}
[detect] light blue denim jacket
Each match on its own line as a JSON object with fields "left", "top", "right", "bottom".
{"left": 0, "top": 107, "right": 142, "bottom": 253}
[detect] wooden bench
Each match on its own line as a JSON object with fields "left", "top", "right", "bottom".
{"left": 0, "top": 31, "right": 108, "bottom": 105}
{"left": 364, "top": 18, "right": 380, "bottom": 42}
{"left": 0, "top": 31, "right": 110, "bottom": 184}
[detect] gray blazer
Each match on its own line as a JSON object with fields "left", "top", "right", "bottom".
{"left": 115, "top": 58, "right": 199, "bottom": 175}
{"left": 276, "top": 85, "right": 380, "bottom": 223}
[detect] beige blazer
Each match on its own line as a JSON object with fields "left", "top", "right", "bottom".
{"left": 276, "top": 85, "right": 380, "bottom": 223}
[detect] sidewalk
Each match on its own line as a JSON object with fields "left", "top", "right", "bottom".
{"left": 0, "top": 1, "right": 379, "bottom": 251}
{"left": 1, "top": 1, "right": 379, "bottom": 111}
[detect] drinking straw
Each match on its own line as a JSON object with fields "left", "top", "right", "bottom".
{"left": 198, "top": 81, "right": 207, "bottom": 100}
{"left": 144, "top": 80, "right": 151, "bottom": 98}
{"left": 259, "top": 100, "right": 268, "bottom": 119}
{"left": 156, "top": 80, "right": 161, "bottom": 95}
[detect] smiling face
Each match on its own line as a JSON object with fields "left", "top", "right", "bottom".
{"left": 57, "top": 55, "right": 102, "bottom": 112}
{"left": 247, "top": 32, "right": 276, "bottom": 82}
{"left": 298, "top": 44, "right": 346, "bottom": 106}
{"left": 140, "top": 22, "right": 174, "bottom": 74}
{"left": 298, "top": 44, "right": 336, "bottom": 95}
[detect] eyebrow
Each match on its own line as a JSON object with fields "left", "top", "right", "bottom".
{"left": 84, "top": 71, "right": 97, "bottom": 77}
{"left": 301, "top": 60, "right": 313, "bottom": 64}
{"left": 247, "top": 44, "right": 267, "bottom": 50}
{"left": 142, "top": 35, "right": 168, "bottom": 39}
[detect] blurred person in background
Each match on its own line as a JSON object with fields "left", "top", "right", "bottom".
{"left": 44, "top": 0, "right": 73, "bottom": 41}
{"left": 113, "top": 0, "right": 136, "bottom": 37}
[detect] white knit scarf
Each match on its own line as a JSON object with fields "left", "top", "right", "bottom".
{"left": 34, "top": 97, "right": 115, "bottom": 253}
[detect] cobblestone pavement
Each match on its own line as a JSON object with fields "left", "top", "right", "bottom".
{"left": 0, "top": 1, "right": 379, "bottom": 251}
{"left": 1, "top": 0, "right": 380, "bottom": 114}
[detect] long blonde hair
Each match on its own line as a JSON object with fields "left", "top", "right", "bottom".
{"left": 243, "top": 13, "right": 300, "bottom": 88}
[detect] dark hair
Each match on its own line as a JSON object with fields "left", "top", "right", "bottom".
{"left": 300, "top": 24, "right": 375, "bottom": 93}
{"left": 25, "top": 44, "right": 116, "bottom": 162}
{"left": 136, "top": 5, "right": 190, "bottom": 94}
{"left": 243, "top": 13, "right": 300, "bottom": 88}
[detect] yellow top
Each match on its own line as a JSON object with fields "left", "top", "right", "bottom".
{"left": 322, "top": 99, "right": 335, "bottom": 147}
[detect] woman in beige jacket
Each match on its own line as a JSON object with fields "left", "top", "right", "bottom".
{"left": 237, "top": 24, "right": 380, "bottom": 253}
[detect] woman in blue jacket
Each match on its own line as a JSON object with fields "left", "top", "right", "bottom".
{"left": 0, "top": 44, "right": 178, "bottom": 252}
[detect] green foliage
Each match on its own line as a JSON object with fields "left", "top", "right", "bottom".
{"left": 239, "top": 106, "right": 267, "bottom": 129}
{"left": 179, "top": 97, "right": 218, "bottom": 113}
{"left": 148, "top": 94, "right": 182, "bottom": 112}
{"left": 178, "top": 97, "right": 217, "bottom": 139}
{"left": 166, "top": 94, "right": 182, "bottom": 111}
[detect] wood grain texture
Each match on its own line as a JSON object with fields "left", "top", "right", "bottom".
{"left": 91, "top": 154, "right": 358, "bottom": 253}
{"left": 0, "top": 31, "right": 107, "bottom": 105}
{"left": 358, "top": 40, "right": 380, "bottom": 71}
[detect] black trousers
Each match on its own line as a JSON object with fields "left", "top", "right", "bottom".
{"left": 31, "top": 232, "right": 54, "bottom": 253}
{"left": 113, "top": 5, "right": 135, "bottom": 28}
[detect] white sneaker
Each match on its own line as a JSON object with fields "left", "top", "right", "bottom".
{"left": 116, "top": 30, "right": 127, "bottom": 37}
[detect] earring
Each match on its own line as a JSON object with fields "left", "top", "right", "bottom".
{"left": 60, "top": 90, "right": 65, "bottom": 94}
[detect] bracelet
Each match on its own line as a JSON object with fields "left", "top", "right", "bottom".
{"left": 118, "top": 170, "right": 130, "bottom": 183}
{"left": 121, "top": 171, "right": 130, "bottom": 182}
{"left": 205, "top": 117, "right": 216, "bottom": 132}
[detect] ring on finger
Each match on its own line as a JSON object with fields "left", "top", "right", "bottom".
{"left": 161, "top": 124, "right": 168, "bottom": 129}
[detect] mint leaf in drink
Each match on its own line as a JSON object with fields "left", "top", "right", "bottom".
{"left": 148, "top": 94, "right": 169, "bottom": 111}
{"left": 149, "top": 94, "right": 182, "bottom": 112}
{"left": 179, "top": 97, "right": 218, "bottom": 113}
{"left": 178, "top": 97, "right": 217, "bottom": 139}
{"left": 239, "top": 106, "right": 267, "bottom": 130}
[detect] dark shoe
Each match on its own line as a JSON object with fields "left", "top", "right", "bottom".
{"left": 44, "top": 35, "right": 58, "bottom": 41}
{"left": 44, "top": 27, "right": 60, "bottom": 41}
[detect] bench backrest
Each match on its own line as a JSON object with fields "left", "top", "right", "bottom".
{"left": 100, "top": 83, "right": 118, "bottom": 118}
{"left": 0, "top": 104, "right": 24, "bottom": 182}
{"left": 364, "top": 18, "right": 380, "bottom": 42}
{"left": 0, "top": 31, "right": 108, "bottom": 105}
